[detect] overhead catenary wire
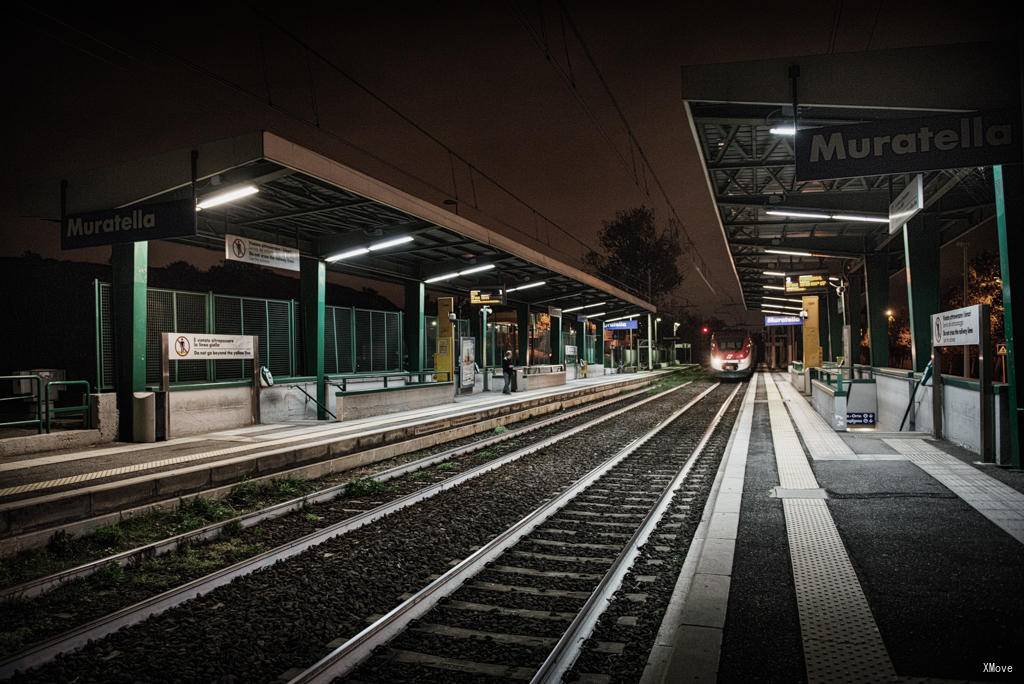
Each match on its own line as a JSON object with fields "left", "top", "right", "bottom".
{"left": 16, "top": 4, "right": 652, "bottom": 300}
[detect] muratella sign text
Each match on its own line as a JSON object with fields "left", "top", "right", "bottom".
{"left": 794, "top": 110, "right": 1020, "bottom": 181}
{"left": 62, "top": 198, "right": 196, "bottom": 250}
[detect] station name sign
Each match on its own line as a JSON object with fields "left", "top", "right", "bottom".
{"left": 168, "top": 333, "right": 255, "bottom": 360}
{"left": 931, "top": 304, "right": 981, "bottom": 347}
{"left": 62, "top": 199, "right": 196, "bottom": 250}
{"left": 795, "top": 110, "right": 1020, "bottom": 181}
{"left": 764, "top": 315, "right": 803, "bottom": 327}
{"left": 605, "top": 319, "right": 638, "bottom": 330}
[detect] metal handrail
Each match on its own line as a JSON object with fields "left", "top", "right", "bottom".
{"left": 0, "top": 375, "right": 44, "bottom": 434}
{"left": 284, "top": 383, "right": 337, "bottom": 420}
{"left": 328, "top": 371, "right": 430, "bottom": 392}
{"left": 45, "top": 380, "right": 92, "bottom": 433}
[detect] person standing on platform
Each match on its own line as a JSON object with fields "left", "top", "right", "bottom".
{"left": 502, "top": 350, "right": 515, "bottom": 394}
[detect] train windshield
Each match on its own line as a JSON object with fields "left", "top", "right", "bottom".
{"left": 715, "top": 337, "right": 746, "bottom": 350}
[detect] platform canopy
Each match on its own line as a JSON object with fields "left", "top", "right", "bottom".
{"left": 682, "top": 41, "right": 1017, "bottom": 311}
{"left": 59, "top": 130, "right": 655, "bottom": 315}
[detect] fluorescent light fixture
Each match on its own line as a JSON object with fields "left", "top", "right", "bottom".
{"left": 766, "top": 209, "right": 888, "bottom": 224}
{"left": 763, "top": 296, "right": 802, "bottom": 303}
{"left": 762, "top": 270, "right": 786, "bottom": 277}
{"left": 326, "top": 235, "right": 414, "bottom": 262}
{"left": 325, "top": 247, "right": 370, "bottom": 262}
{"left": 506, "top": 281, "right": 545, "bottom": 293}
{"left": 563, "top": 302, "right": 606, "bottom": 313}
{"left": 763, "top": 284, "right": 786, "bottom": 291}
{"left": 459, "top": 264, "right": 495, "bottom": 276}
{"left": 424, "top": 271, "right": 460, "bottom": 283}
{"left": 584, "top": 311, "right": 607, "bottom": 318}
{"left": 769, "top": 126, "right": 796, "bottom": 135}
{"left": 831, "top": 214, "right": 889, "bottom": 224}
{"left": 423, "top": 263, "right": 495, "bottom": 283}
{"left": 764, "top": 249, "right": 813, "bottom": 257}
{"left": 195, "top": 185, "right": 259, "bottom": 211}
{"left": 368, "top": 235, "right": 414, "bottom": 251}
{"left": 766, "top": 210, "right": 831, "bottom": 220}
{"left": 605, "top": 313, "right": 640, "bottom": 322}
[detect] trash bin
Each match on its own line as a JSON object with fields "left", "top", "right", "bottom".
{"left": 132, "top": 391, "right": 156, "bottom": 443}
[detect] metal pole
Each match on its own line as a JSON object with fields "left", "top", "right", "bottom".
{"left": 961, "top": 241, "right": 970, "bottom": 377}
{"left": 252, "top": 336, "right": 261, "bottom": 425}
{"left": 932, "top": 343, "right": 944, "bottom": 440}
{"left": 980, "top": 304, "right": 994, "bottom": 462}
{"left": 647, "top": 314, "right": 653, "bottom": 371}
{"left": 160, "top": 333, "right": 170, "bottom": 441}
{"left": 482, "top": 307, "right": 489, "bottom": 391}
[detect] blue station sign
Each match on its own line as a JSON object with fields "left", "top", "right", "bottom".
{"left": 62, "top": 199, "right": 197, "bottom": 250}
{"left": 764, "top": 315, "right": 803, "bottom": 327}
{"left": 605, "top": 319, "right": 638, "bottom": 330}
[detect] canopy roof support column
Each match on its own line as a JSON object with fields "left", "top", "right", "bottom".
{"left": 404, "top": 282, "right": 425, "bottom": 373}
{"left": 516, "top": 302, "right": 529, "bottom": 366}
{"left": 827, "top": 286, "right": 843, "bottom": 363}
{"left": 865, "top": 253, "right": 891, "bottom": 369}
{"left": 550, "top": 313, "right": 561, "bottom": 365}
{"left": 995, "top": 164, "right": 1023, "bottom": 468}
{"left": 903, "top": 216, "right": 940, "bottom": 374}
{"left": 301, "top": 257, "right": 326, "bottom": 420}
{"left": 112, "top": 242, "right": 148, "bottom": 442}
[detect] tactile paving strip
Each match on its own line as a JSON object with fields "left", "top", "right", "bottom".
{"left": 885, "top": 438, "right": 1024, "bottom": 545}
{"left": 775, "top": 377, "right": 855, "bottom": 459}
{"left": 765, "top": 373, "right": 896, "bottom": 682}
{"left": 764, "top": 374, "right": 818, "bottom": 489}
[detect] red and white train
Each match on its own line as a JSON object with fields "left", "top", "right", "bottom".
{"left": 708, "top": 329, "right": 756, "bottom": 380}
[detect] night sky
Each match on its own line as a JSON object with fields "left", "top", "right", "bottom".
{"left": 3, "top": 2, "right": 1017, "bottom": 321}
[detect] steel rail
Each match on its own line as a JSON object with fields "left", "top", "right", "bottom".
{"left": 288, "top": 382, "right": 723, "bottom": 684}
{"left": 0, "top": 380, "right": 695, "bottom": 679}
{"left": 0, "top": 385, "right": 653, "bottom": 604}
{"left": 532, "top": 382, "right": 741, "bottom": 683}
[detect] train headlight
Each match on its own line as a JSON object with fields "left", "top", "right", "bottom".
{"left": 710, "top": 356, "right": 723, "bottom": 370}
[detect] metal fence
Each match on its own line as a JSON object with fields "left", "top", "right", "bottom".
{"left": 96, "top": 282, "right": 403, "bottom": 389}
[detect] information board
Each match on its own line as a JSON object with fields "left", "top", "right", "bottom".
{"left": 605, "top": 319, "right": 638, "bottom": 331}
{"left": 764, "top": 315, "right": 803, "bottom": 327}
{"left": 225, "top": 234, "right": 300, "bottom": 271}
{"left": 931, "top": 304, "right": 982, "bottom": 346}
{"left": 167, "top": 333, "right": 254, "bottom": 360}
{"left": 469, "top": 288, "right": 505, "bottom": 305}
{"left": 785, "top": 274, "right": 827, "bottom": 293}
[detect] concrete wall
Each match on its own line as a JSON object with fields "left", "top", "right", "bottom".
{"left": 874, "top": 373, "right": 914, "bottom": 432}
{"left": 810, "top": 380, "right": 846, "bottom": 430}
{"left": 260, "top": 383, "right": 320, "bottom": 422}
{"left": 335, "top": 383, "right": 454, "bottom": 421}
{"left": 521, "top": 371, "right": 567, "bottom": 391}
{"left": 168, "top": 386, "right": 252, "bottom": 438}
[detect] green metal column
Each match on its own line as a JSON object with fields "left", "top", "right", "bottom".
{"left": 817, "top": 294, "right": 829, "bottom": 361}
{"left": 301, "top": 257, "right": 326, "bottom": 419}
{"left": 864, "top": 253, "right": 891, "bottom": 369}
{"left": 550, "top": 314, "right": 561, "bottom": 364}
{"left": 111, "top": 242, "right": 148, "bottom": 441}
{"left": 516, "top": 302, "right": 529, "bottom": 365}
{"left": 403, "top": 282, "right": 425, "bottom": 372}
{"left": 596, "top": 320, "right": 604, "bottom": 366}
{"left": 903, "top": 216, "right": 940, "bottom": 373}
{"left": 995, "top": 164, "right": 1023, "bottom": 468}
{"left": 846, "top": 271, "right": 864, "bottom": 365}
{"left": 827, "top": 286, "right": 842, "bottom": 362}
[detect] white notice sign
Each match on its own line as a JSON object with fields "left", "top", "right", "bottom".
{"left": 931, "top": 305, "right": 982, "bottom": 347}
{"left": 889, "top": 174, "right": 924, "bottom": 234}
{"left": 168, "top": 333, "right": 255, "bottom": 360}
{"left": 225, "top": 234, "right": 300, "bottom": 272}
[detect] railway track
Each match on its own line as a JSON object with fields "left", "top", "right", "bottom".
{"left": 291, "top": 381, "right": 741, "bottom": 683}
{"left": 1, "top": 376, "right": 706, "bottom": 680}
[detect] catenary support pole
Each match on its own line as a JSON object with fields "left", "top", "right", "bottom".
{"left": 301, "top": 257, "right": 326, "bottom": 420}
{"left": 112, "top": 242, "right": 148, "bottom": 442}
{"left": 827, "top": 285, "right": 843, "bottom": 363}
{"left": 516, "top": 301, "right": 529, "bottom": 366}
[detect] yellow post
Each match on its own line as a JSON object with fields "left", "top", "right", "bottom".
{"left": 433, "top": 297, "right": 455, "bottom": 381}
{"left": 802, "top": 295, "right": 822, "bottom": 368}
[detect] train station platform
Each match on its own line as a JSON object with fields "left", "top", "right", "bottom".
{"left": 0, "top": 370, "right": 674, "bottom": 552}
{"left": 646, "top": 371, "right": 1024, "bottom": 683}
